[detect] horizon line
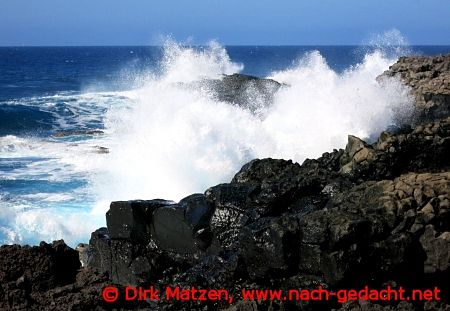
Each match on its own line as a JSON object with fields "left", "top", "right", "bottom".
{"left": 2, "top": 44, "right": 450, "bottom": 48}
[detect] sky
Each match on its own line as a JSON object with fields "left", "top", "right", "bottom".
{"left": 0, "top": 0, "right": 449, "bottom": 46}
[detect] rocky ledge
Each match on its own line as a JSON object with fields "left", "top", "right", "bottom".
{"left": 1, "top": 54, "right": 450, "bottom": 311}
{"left": 380, "top": 54, "right": 450, "bottom": 122}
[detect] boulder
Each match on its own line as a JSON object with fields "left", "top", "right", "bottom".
{"left": 106, "top": 199, "right": 174, "bottom": 244}
{"left": 200, "top": 74, "right": 282, "bottom": 113}
{"left": 206, "top": 183, "right": 257, "bottom": 250}
{"left": 151, "top": 194, "right": 215, "bottom": 253}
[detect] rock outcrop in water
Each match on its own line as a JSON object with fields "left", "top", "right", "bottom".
{"left": 193, "top": 73, "right": 282, "bottom": 113}
{"left": 1, "top": 54, "right": 450, "bottom": 311}
{"left": 206, "top": 73, "right": 281, "bottom": 103}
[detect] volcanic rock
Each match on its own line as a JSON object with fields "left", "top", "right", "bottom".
{"left": 151, "top": 194, "right": 215, "bottom": 253}
{"left": 106, "top": 199, "right": 174, "bottom": 244}
{"left": 195, "top": 73, "right": 282, "bottom": 113}
{"left": 380, "top": 54, "right": 450, "bottom": 122}
{"left": 3, "top": 53, "right": 450, "bottom": 311}
{"left": 0, "top": 241, "right": 81, "bottom": 310}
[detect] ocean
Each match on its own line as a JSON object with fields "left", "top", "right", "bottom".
{"left": 1, "top": 43, "right": 450, "bottom": 247}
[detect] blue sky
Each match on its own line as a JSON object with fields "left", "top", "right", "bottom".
{"left": 0, "top": 0, "right": 449, "bottom": 46}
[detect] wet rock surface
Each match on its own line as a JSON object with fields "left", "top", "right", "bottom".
{"left": 192, "top": 73, "right": 282, "bottom": 113}
{"left": 1, "top": 55, "right": 450, "bottom": 310}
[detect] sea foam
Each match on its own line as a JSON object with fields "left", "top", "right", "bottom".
{"left": 0, "top": 34, "right": 415, "bottom": 246}
{"left": 92, "top": 41, "right": 413, "bottom": 217}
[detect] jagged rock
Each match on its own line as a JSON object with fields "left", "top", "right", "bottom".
{"left": 239, "top": 215, "right": 300, "bottom": 279}
{"left": 108, "top": 240, "right": 147, "bottom": 285}
{"left": 151, "top": 194, "right": 214, "bottom": 253}
{"left": 420, "top": 225, "right": 450, "bottom": 273}
{"left": 182, "top": 194, "right": 215, "bottom": 231}
{"left": 301, "top": 209, "right": 371, "bottom": 249}
{"left": 199, "top": 74, "right": 282, "bottom": 113}
{"left": 106, "top": 199, "right": 174, "bottom": 244}
{"left": 232, "top": 158, "right": 302, "bottom": 185}
{"left": 0, "top": 240, "right": 81, "bottom": 310}
{"left": 231, "top": 158, "right": 322, "bottom": 215}
{"left": 380, "top": 54, "right": 450, "bottom": 122}
{"left": 88, "top": 227, "right": 147, "bottom": 286}
{"left": 84, "top": 114, "right": 449, "bottom": 308}
{"left": 87, "top": 227, "right": 111, "bottom": 274}
{"left": 206, "top": 183, "right": 258, "bottom": 250}
{"left": 339, "top": 117, "right": 450, "bottom": 182}
{"left": 340, "top": 135, "right": 379, "bottom": 175}
{"left": 298, "top": 207, "right": 374, "bottom": 285}
{"left": 89, "top": 195, "right": 215, "bottom": 286}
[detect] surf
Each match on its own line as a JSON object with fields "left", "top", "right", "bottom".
{"left": 0, "top": 33, "right": 416, "bottom": 246}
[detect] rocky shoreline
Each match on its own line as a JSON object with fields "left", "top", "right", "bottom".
{"left": 1, "top": 54, "right": 449, "bottom": 311}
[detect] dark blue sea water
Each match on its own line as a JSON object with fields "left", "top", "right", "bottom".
{"left": 1, "top": 44, "right": 450, "bottom": 246}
